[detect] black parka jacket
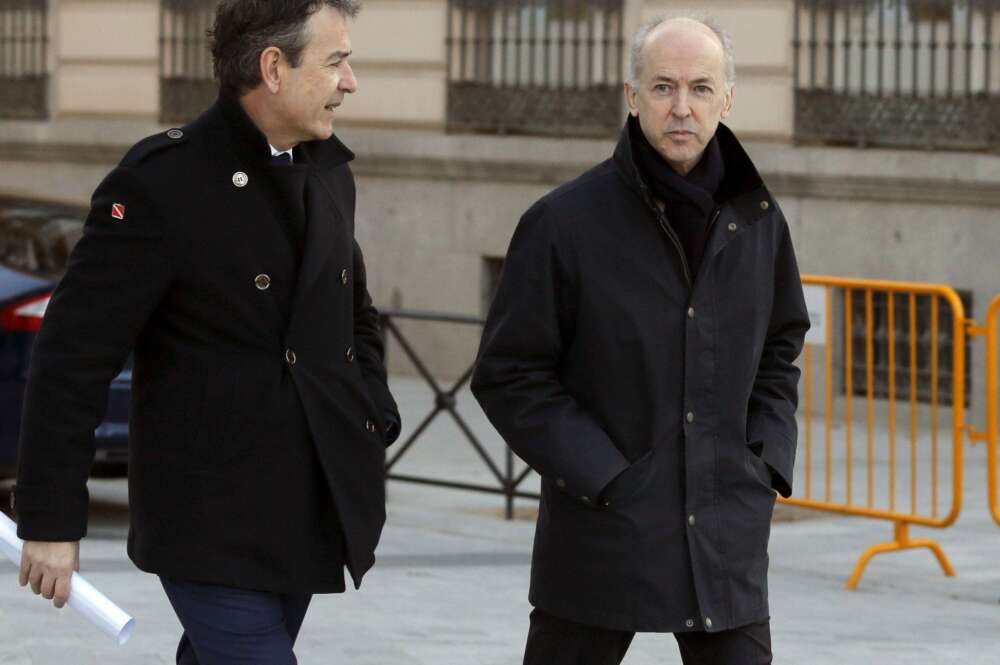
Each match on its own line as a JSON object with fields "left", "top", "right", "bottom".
{"left": 472, "top": 121, "right": 809, "bottom": 632}
{"left": 14, "top": 96, "right": 399, "bottom": 593}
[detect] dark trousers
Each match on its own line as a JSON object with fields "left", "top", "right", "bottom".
{"left": 160, "top": 577, "right": 312, "bottom": 665}
{"left": 523, "top": 608, "right": 773, "bottom": 665}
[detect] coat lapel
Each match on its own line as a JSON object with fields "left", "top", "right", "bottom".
{"left": 703, "top": 186, "right": 775, "bottom": 263}
{"left": 290, "top": 171, "right": 346, "bottom": 317}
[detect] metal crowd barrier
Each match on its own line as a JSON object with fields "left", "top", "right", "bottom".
{"left": 791, "top": 276, "right": 966, "bottom": 589}
{"left": 378, "top": 309, "right": 539, "bottom": 519}
{"left": 969, "top": 295, "right": 1000, "bottom": 526}
{"left": 379, "top": 280, "right": 1000, "bottom": 591}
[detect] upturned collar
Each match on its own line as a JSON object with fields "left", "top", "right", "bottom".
{"left": 216, "top": 92, "right": 355, "bottom": 171}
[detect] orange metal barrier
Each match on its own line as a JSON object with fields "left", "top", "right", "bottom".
{"left": 968, "top": 296, "right": 999, "bottom": 525}
{"left": 791, "top": 276, "right": 966, "bottom": 589}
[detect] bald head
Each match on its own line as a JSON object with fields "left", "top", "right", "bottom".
{"left": 623, "top": 14, "right": 736, "bottom": 175}
{"left": 629, "top": 16, "right": 735, "bottom": 88}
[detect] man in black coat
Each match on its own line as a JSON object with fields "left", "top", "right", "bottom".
{"left": 472, "top": 15, "right": 809, "bottom": 665}
{"left": 12, "top": 1, "right": 399, "bottom": 662}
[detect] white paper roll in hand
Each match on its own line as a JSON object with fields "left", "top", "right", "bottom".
{"left": 0, "top": 512, "right": 135, "bottom": 645}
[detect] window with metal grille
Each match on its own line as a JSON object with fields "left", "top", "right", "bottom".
{"left": 847, "top": 289, "right": 972, "bottom": 406}
{"left": 792, "top": 0, "right": 1000, "bottom": 150}
{"left": 159, "top": 0, "right": 218, "bottom": 124}
{"left": 0, "top": 0, "right": 49, "bottom": 120}
{"left": 447, "top": 0, "right": 625, "bottom": 138}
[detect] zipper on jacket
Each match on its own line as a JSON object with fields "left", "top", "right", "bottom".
{"left": 654, "top": 209, "right": 693, "bottom": 288}
{"left": 637, "top": 179, "right": 693, "bottom": 288}
{"left": 707, "top": 207, "right": 722, "bottom": 236}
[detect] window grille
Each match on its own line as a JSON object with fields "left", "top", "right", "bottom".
{"left": 793, "top": 0, "right": 1000, "bottom": 150}
{"left": 447, "top": 0, "right": 625, "bottom": 137}
{"left": 160, "top": 0, "right": 217, "bottom": 124}
{"left": 0, "top": 0, "right": 48, "bottom": 120}
{"left": 848, "top": 289, "right": 973, "bottom": 406}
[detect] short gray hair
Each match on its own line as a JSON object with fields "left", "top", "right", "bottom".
{"left": 628, "top": 14, "right": 735, "bottom": 88}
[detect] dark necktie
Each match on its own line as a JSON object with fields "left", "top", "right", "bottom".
{"left": 270, "top": 152, "right": 292, "bottom": 166}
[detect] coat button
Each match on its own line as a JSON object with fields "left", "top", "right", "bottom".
{"left": 555, "top": 478, "right": 566, "bottom": 489}
{"left": 688, "top": 514, "right": 696, "bottom": 526}
{"left": 285, "top": 349, "right": 297, "bottom": 366}
{"left": 727, "top": 222, "right": 738, "bottom": 232}
{"left": 687, "top": 306, "right": 695, "bottom": 319}
{"left": 600, "top": 497, "right": 611, "bottom": 508}
{"left": 686, "top": 411, "right": 695, "bottom": 423}
{"left": 255, "top": 274, "right": 271, "bottom": 290}
{"left": 705, "top": 617, "right": 713, "bottom": 629}
{"left": 233, "top": 171, "right": 249, "bottom": 188}
{"left": 167, "top": 128, "right": 184, "bottom": 139}
{"left": 365, "top": 419, "right": 376, "bottom": 433}
{"left": 346, "top": 346, "right": 355, "bottom": 362}
{"left": 340, "top": 269, "right": 349, "bottom": 285}
{"left": 580, "top": 496, "right": 591, "bottom": 504}
{"left": 685, "top": 619, "right": 695, "bottom": 628}
{"left": 760, "top": 200, "right": 770, "bottom": 210}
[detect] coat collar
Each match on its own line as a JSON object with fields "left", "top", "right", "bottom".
{"left": 214, "top": 92, "right": 355, "bottom": 171}
{"left": 612, "top": 117, "right": 769, "bottom": 222}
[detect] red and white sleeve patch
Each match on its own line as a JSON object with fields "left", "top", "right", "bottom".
{"left": 110, "top": 203, "right": 126, "bottom": 220}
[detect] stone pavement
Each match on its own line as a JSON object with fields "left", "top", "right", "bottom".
{"left": 1, "top": 377, "right": 998, "bottom": 664}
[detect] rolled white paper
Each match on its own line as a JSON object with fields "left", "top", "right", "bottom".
{"left": 0, "top": 512, "right": 135, "bottom": 645}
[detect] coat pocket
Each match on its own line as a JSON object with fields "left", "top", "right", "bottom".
{"left": 744, "top": 440, "right": 776, "bottom": 494}
{"left": 604, "top": 447, "right": 656, "bottom": 506}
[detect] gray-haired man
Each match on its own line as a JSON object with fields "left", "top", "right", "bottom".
{"left": 13, "top": 2, "right": 400, "bottom": 663}
{"left": 472, "top": 15, "right": 808, "bottom": 665}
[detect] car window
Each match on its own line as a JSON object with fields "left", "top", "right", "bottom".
{"left": 0, "top": 201, "right": 86, "bottom": 279}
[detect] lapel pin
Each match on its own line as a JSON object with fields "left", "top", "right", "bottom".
{"left": 111, "top": 203, "right": 126, "bottom": 221}
{"left": 232, "top": 171, "right": 249, "bottom": 188}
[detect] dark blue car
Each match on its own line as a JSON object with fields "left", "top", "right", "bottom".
{"left": 0, "top": 198, "right": 130, "bottom": 479}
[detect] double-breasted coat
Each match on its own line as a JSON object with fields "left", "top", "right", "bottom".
{"left": 13, "top": 95, "right": 399, "bottom": 593}
{"left": 472, "top": 121, "right": 809, "bottom": 632}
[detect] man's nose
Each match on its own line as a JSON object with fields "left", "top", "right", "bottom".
{"left": 672, "top": 90, "right": 691, "bottom": 118}
{"left": 340, "top": 62, "right": 358, "bottom": 94}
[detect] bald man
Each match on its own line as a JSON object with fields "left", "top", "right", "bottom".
{"left": 472, "top": 15, "right": 808, "bottom": 665}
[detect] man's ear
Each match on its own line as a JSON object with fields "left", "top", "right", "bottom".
{"left": 259, "top": 46, "right": 283, "bottom": 94}
{"left": 721, "top": 85, "right": 735, "bottom": 119}
{"left": 624, "top": 82, "right": 639, "bottom": 117}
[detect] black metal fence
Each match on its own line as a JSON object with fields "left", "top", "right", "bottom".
{"left": 793, "top": 0, "right": 1000, "bottom": 150}
{"left": 380, "top": 309, "right": 538, "bottom": 519}
{"left": 446, "top": 0, "right": 625, "bottom": 137}
{"left": 160, "top": 0, "right": 217, "bottom": 124}
{"left": 0, "top": 0, "right": 48, "bottom": 120}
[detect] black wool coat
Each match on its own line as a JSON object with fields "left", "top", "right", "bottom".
{"left": 14, "top": 95, "right": 400, "bottom": 593}
{"left": 472, "top": 122, "right": 809, "bottom": 633}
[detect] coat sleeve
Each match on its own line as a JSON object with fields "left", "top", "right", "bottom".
{"left": 14, "top": 166, "right": 180, "bottom": 541}
{"left": 471, "top": 203, "right": 629, "bottom": 501}
{"left": 747, "top": 216, "right": 810, "bottom": 498}
{"left": 351, "top": 239, "right": 400, "bottom": 446}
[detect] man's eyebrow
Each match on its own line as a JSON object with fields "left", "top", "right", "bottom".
{"left": 326, "top": 50, "right": 352, "bottom": 62}
{"left": 650, "top": 74, "right": 716, "bottom": 86}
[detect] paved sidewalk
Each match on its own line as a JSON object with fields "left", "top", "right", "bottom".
{"left": 1, "top": 377, "right": 998, "bottom": 664}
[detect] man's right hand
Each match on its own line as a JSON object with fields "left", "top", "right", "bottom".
{"left": 19, "top": 540, "right": 80, "bottom": 609}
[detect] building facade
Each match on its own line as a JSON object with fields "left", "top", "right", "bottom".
{"left": 1, "top": 0, "right": 998, "bottom": 423}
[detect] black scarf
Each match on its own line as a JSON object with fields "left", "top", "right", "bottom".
{"left": 629, "top": 115, "right": 725, "bottom": 280}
